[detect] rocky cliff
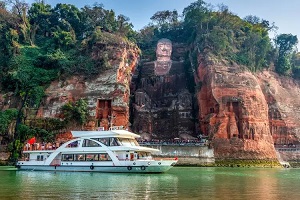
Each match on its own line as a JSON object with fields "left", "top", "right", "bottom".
{"left": 257, "top": 70, "right": 300, "bottom": 144}
{"left": 195, "top": 55, "right": 278, "bottom": 161}
{"left": 129, "top": 41, "right": 300, "bottom": 164}
{"left": 36, "top": 39, "right": 140, "bottom": 131}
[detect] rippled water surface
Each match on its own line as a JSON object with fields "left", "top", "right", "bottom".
{"left": 1, "top": 166, "right": 300, "bottom": 199}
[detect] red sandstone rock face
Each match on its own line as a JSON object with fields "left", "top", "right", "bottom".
{"left": 257, "top": 70, "right": 300, "bottom": 145}
{"left": 37, "top": 43, "right": 139, "bottom": 133}
{"left": 196, "top": 56, "right": 277, "bottom": 160}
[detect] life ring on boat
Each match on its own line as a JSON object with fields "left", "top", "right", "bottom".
{"left": 133, "top": 162, "right": 136, "bottom": 165}
{"left": 141, "top": 166, "right": 146, "bottom": 171}
{"left": 90, "top": 165, "right": 94, "bottom": 170}
{"left": 127, "top": 166, "right": 132, "bottom": 171}
{"left": 158, "top": 162, "right": 161, "bottom": 165}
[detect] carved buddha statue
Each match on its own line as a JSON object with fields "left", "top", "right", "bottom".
{"left": 154, "top": 38, "right": 172, "bottom": 76}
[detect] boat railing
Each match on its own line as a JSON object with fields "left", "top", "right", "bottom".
{"left": 98, "top": 126, "right": 125, "bottom": 131}
{"left": 97, "top": 127, "right": 105, "bottom": 131}
{"left": 23, "top": 142, "right": 61, "bottom": 151}
{"left": 153, "top": 157, "right": 177, "bottom": 161}
{"left": 117, "top": 157, "right": 176, "bottom": 161}
{"left": 109, "top": 126, "right": 124, "bottom": 130}
{"left": 118, "top": 156, "right": 153, "bottom": 161}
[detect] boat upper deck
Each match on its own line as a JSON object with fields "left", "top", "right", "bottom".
{"left": 71, "top": 128, "right": 141, "bottom": 139}
{"left": 22, "top": 126, "right": 144, "bottom": 152}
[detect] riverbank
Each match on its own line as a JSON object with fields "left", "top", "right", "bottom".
{"left": 148, "top": 145, "right": 282, "bottom": 167}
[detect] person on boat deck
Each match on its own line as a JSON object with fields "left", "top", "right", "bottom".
{"left": 47, "top": 142, "right": 52, "bottom": 150}
{"left": 25, "top": 143, "right": 30, "bottom": 150}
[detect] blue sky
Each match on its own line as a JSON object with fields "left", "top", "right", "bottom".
{"left": 27, "top": 0, "right": 300, "bottom": 49}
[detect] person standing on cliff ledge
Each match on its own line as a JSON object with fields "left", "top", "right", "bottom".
{"left": 154, "top": 38, "right": 172, "bottom": 76}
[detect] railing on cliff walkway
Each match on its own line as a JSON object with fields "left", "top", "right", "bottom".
{"left": 275, "top": 144, "right": 300, "bottom": 152}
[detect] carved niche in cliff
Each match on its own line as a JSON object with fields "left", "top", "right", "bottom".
{"left": 130, "top": 39, "right": 195, "bottom": 139}
{"left": 96, "top": 99, "right": 112, "bottom": 130}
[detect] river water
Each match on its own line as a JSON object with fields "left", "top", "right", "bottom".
{"left": 1, "top": 166, "right": 300, "bottom": 200}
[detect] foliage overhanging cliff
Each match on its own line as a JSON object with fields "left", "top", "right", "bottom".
{"left": 0, "top": 0, "right": 300, "bottom": 161}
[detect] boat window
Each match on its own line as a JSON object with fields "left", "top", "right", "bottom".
{"left": 118, "top": 138, "right": 139, "bottom": 146}
{"left": 91, "top": 138, "right": 120, "bottom": 146}
{"left": 62, "top": 154, "right": 74, "bottom": 161}
{"left": 86, "top": 154, "right": 99, "bottom": 161}
{"left": 99, "top": 153, "right": 112, "bottom": 161}
{"left": 75, "top": 154, "right": 85, "bottom": 161}
{"left": 37, "top": 155, "right": 41, "bottom": 161}
{"left": 138, "top": 152, "right": 151, "bottom": 159}
{"left": 92, "top": 138, "right": 109, "bottom": 146}
{"left": 82, "top": 139, "right": 101, "bottom": 147}
{"left": 62, "top": 153, "right": 111, "bottom": 161}
{"left": 109, "top": 138, "right": 119, "bottom": 146}
{"left": 66, "top": 141, "right": 79, "bottom": 148}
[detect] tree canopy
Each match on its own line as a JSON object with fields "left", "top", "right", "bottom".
{"left": 275, "top": 34, "right": 298, "bottom": 75}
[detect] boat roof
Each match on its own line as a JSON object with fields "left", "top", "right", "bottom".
{"left": 71, "top": 130, "right": 141, "bottom": 139}
{"left": 112, "top": 146, "right": 160, "bottom": 152}
{"left": 23, "top": 150, "right": 55, "bottom": 153}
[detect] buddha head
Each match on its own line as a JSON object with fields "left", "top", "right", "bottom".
{"left": 156, "top": 38, "right": 172, "bottom": 61}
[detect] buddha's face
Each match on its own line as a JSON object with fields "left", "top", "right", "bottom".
{"left": 156, "top": 39, "right": 172, "bottom": 61}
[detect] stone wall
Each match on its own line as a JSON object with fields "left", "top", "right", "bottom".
{"left": 143, "top": 145, "right": 215, "bottom": 166}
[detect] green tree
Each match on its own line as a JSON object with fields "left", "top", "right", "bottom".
{"left": 81, "top": 3, "right": 106, "bottom": 34}
{"left": 6, "top": 46, "right": 58, "bottom": 161}
{"left": 291, "top": 52, "right": 300, "bottom": 78}
{"left": 116, "top": 14, "right": 135, "bottom": 39}
{"left": 7, "top": 0, "right": 31, "bottom": 44}
{"left": 150, "top": 10, "right": 178, "bottom": 26}
{"left": 51, "top": 3, "right": 84, "bottom": 39}
{"left": 182, "top": 0, "right": 210, "bottom": 36}
{"left": 0, "top": 4, "right": 19, "bottom": 84}
{"left": 275, "top": 34, "right": 298, "bottom": 74}
{"left": 27, "top": 1, "right": 52, "bottom": 45}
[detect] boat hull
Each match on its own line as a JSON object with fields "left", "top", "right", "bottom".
{"left": 17, "top": 165, "right": 174, "bottom": 173}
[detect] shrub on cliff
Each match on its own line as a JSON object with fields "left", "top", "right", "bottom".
{"left": 61, "top": 99, "right": 89, "bottom": 127}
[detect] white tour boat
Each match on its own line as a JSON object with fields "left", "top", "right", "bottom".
{"left": 16, "top": 126, "right": 177, "bottom": 173}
